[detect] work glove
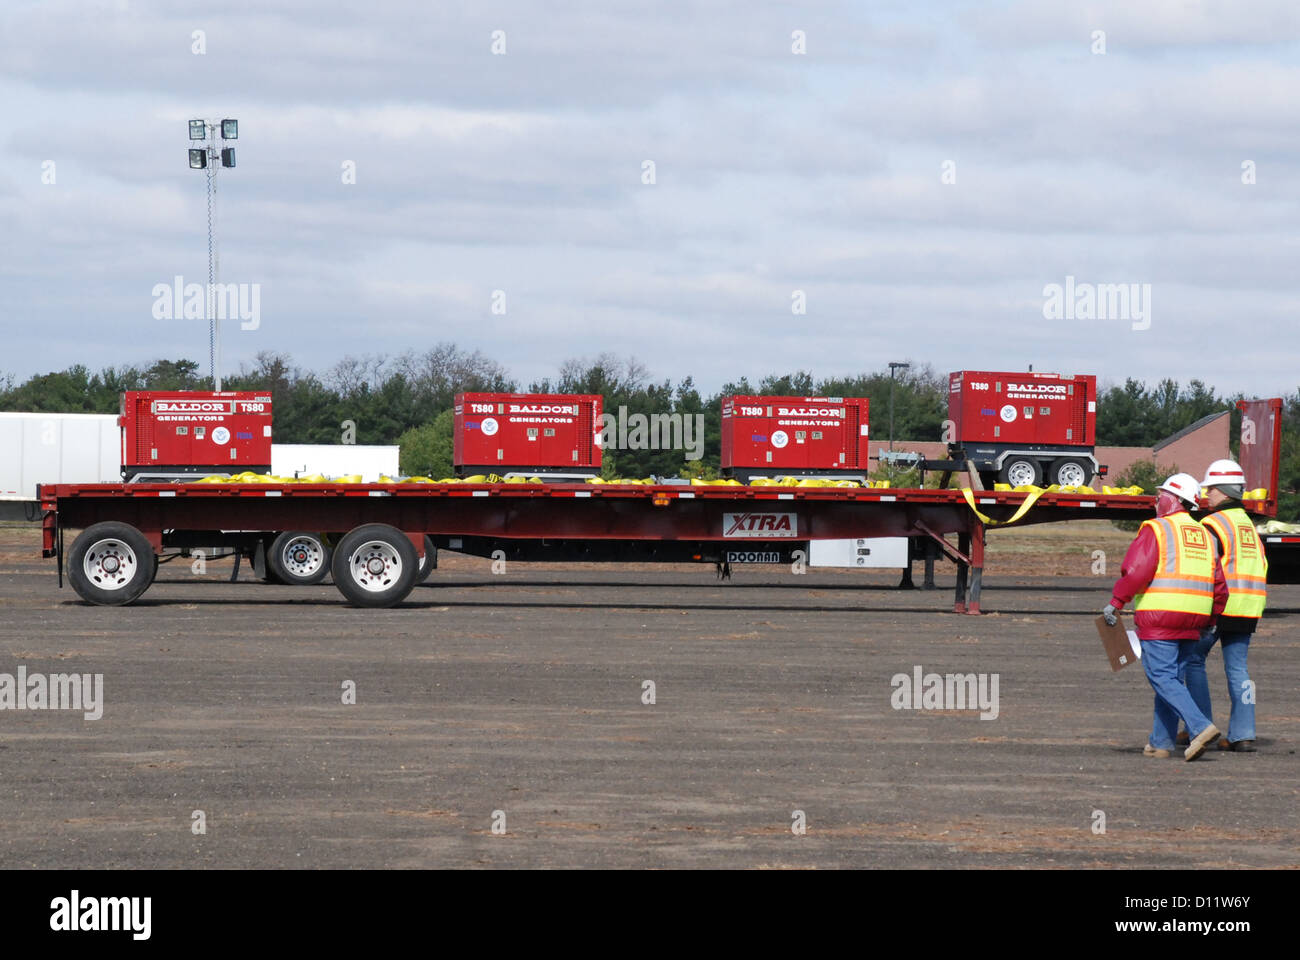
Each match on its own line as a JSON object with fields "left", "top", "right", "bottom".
{"left": 1102, "top": 603, "right": 1118, "bottom": 627}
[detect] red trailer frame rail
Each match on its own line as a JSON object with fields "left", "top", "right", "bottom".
{"left": 39, "top": 479, "right": 1169, "bottom": 613}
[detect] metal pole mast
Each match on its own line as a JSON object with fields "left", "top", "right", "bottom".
{"left": 206, "top": 121, "right": 222, "bottom": 391}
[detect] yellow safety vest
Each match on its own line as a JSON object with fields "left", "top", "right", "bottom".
{"left": 1201, "top": 506, "right": 1267, "bottom": 618}
{"left": 1133, "top": 512, "right": 1215, "bottom": 616}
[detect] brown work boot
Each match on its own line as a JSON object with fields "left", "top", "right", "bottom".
{"left": 1218, "top": 738, "right": 1257, "bottom": 752}
{"left": 1143, "top": 744, "right": 1171, "bottom": 758}
{"left": 1175, "top": 730, "right": 1189, "bottom": 746}
{"left": 1184, "top": 724, "right": 1221, "bottom": 761}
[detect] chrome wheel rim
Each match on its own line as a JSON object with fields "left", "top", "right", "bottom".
{"left": 83, "top": 538, "right": 140, "bottom": 591}
{"left": 1006, "top": 461, "right": 1038, "bottom": 487}
{"left": 281, "top": 536, "right": 325, "bottom": 579}
{"left": 1057, "top": 463, "right": 1087, "bottom": 487}
{"left": 347, "top": 540, "right": 402, "bottom": 592}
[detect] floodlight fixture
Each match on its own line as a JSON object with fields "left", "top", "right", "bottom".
{"left": 189, "top": 119, "right": 206, "bottom": 140}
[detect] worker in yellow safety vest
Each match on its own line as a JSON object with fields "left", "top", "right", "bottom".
{"left": 1104, "top": 473, "right": 1227, "bottom": 760}
{"left": 1179, "top": 459, "right": 1266, "bottom": 752}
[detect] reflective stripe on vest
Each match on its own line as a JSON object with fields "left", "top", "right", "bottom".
{"left": 1133, "top": 513, "right": 1215, "bottom": 616}
{"left": 1202, "top": 507, "right": 1267, "bottom": 618}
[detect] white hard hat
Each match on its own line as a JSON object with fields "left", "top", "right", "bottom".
{"left": 1158, "top": 472, "right": 1201, "bottom": 506}
{"left": 1202, "top": 459, "right": 1246, "bottom": 489}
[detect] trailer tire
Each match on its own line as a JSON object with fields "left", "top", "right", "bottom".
{"left": 417, "top": 535, "right": 437, "bottom": 583}
{"left": 1050, "top": 457, "right": 1091, "bottom": 488}
{"left": 998, "top": 457, "right": 1042, "bottom": 488}
{"left": 331, "top": 524, "right": 419, "bottom": 607}
{"left": 268, "top": 531, "right": 333, "bottom": 586}
{"left": 67, "top": 522, "right": 156, "bottom": 606}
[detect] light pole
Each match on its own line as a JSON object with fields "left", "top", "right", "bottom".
{"left": 888, "top": 361, "right": 910, "bottom": 451}
{"left": 187, "top": 118, "right": 238, "bottom": 390}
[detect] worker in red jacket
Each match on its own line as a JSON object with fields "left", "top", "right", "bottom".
{"left": 1102, "top": 473, "right": 1227, "bottom": 761}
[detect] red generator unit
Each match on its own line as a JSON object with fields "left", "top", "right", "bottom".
{"left": 721, "top": 395, "right": 869, "bottom": 481}
{"left": 454, "top": 393, "right": 602, "bottom": 479}
{"left": 947, "top": 371, "right": 1101, "bottom": 488}
{"left": 119, "top": 391, "right": 273, "bottom": 481}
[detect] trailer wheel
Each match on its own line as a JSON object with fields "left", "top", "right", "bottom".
{"left": 268, "top": 531, "right": 333, "bottom": 586}
{"left": 331, "top": 524, "right": 419, "bottom": 607}
{"left": 67, "top": 522, "right": 156, "bottom": 605}
{"left": 998, "top": 457, "right": 1042, "bottom": 488}
{"left": 417, "top": 535, "right": 437, "bottom": 583}
{"left": 1050, "top": 457, "right": 1091, "bottom": 488}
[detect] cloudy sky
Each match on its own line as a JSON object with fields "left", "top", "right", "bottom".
{"left": 2, "top": 0, "right": 1298, "bottom": 397}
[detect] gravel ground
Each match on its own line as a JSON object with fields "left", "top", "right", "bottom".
{"left": 0, "top": 521, "right": 1295, "bottom": 868}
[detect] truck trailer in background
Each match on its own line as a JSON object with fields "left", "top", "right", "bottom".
{"left": 0, "top": 412, "right": 120, "bottom": 513}
{"left": 271, "top": 445, "right": 399, "bottom": 482}
{"left": 0, "top": 411, "right": 396, "bottom": 500}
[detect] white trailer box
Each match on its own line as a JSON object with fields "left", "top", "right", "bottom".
{"left": 808, "top": 537, "right": 909, "bottom": 568}
{"left": 1, "top": 412, "right": 402, "bottom": 500}
{"left": 0, "top": 412, "right": 119, "bottom": 500}
{"left": 271, "top": 444, "right": 400, "bottom": 482}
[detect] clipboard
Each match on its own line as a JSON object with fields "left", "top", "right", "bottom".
{"left": 1096, "top": 615, "right": 1142, "bottom": 671}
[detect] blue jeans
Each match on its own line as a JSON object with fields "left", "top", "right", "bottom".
{"left": 1182, "top": 627, "right": 1255, "bottom": 743}
{"left": 1141, "top": 639, "right": 1214, "bottom": 750}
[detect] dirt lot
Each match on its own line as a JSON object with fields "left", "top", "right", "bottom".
{"left": 0, "top": 520, "right": 1296, "bottom": 869}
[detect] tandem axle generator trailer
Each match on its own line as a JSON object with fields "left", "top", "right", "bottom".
{"left": 943, "top": 371, "right": 1103, "bottom": 489}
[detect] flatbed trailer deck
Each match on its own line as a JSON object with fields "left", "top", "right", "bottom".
{"left": 39, "top": 479, "right": 1177, "bottom": 611}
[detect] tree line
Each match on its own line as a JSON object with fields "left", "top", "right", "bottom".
{"left": 2, "top": 348, "right": 1295, "bottom": 515}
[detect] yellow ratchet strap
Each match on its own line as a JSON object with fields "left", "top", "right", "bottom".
{"left": 960, "top": 486, "right": 1044, "bottom": 526}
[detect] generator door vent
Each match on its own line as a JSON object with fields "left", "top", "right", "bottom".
{"left": 577, "top": 401, "right": 594, "bottom": 466}
{"left": 135, "top": 399, "right": 155, "bottom": 463}
{"left": 843, "top": 405, "right": 860, "bottom": 467}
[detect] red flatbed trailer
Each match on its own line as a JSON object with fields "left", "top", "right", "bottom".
{"left": 36, "top": 397, "right": 1284, "bottom": 610}
{"left": 36, "top": 480, "right": 1161, "bottom": 612}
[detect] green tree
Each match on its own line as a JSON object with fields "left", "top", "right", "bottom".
{"left": 1096, "top": 377, "right": 1228, "bottom": 447}
{"left": 1273, "top": 388, "right": 1300, "bottom": 521}
{"left": 397, "top": 409, "right": 454, "bottom": 477}
{"left": 1109, "top": 458, "right": 1176, "bottom": 532}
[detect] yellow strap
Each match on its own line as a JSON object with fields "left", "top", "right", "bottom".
{"left": 961, "top": 486, "right": 1044, "bottom": 526}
